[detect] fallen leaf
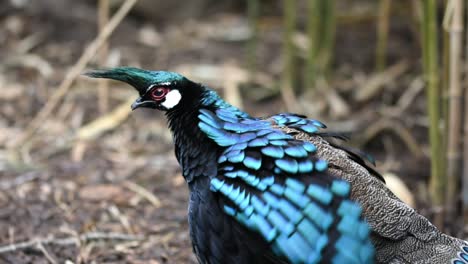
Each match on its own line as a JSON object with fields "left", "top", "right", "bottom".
{"left": 79, "top": 184, "right": 125, "bottom": 201}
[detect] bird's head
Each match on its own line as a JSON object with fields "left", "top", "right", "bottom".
{"left": 84, "top": 67, "right": 203, "bottom": 111}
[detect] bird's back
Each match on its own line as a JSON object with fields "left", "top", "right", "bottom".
{"left": 284, "top": 128, "right": 468, "bottom": 264}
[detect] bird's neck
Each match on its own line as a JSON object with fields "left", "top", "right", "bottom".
{"left": 165, "top": 89, "right": 227, "bottom": 184}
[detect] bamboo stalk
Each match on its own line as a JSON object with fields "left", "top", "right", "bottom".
{"left": 462, "top": 0, "right": 468, "bottom": 226}
{"left": 306, "top": 0, "right": 320, "bottom": 89}
{"left": 305, "top": 0, "right": 336, "bottom": 90}
{"left": 376, "top": 0, "right": 391, "bottom": 72}
{"left": 445, "top": 0, "right": 463, "bottom": 221}
{"left": 246, "top": 0, "right": 259, "bottom": 82}
{"left": 98, "top": 0, "right": 110, "bottom": 113}
{"left": 281, "top": 0, "right": 298, "bottom": 111}
{"left": 318, "top": 0, "right": 336, "bottom": 78}
{"left": 421, "top": 0, "right": 444, "bottom": 226}
{"left": 441, "top": 17, "right": 450, "bottom": 186}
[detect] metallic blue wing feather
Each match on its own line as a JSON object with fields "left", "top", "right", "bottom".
{"left": 198, "top": 107, "right": 375, "bottom": 264}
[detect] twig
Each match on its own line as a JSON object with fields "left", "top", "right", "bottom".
{"left": 108, "top": 205, "right": 134, "bottom": 233}
{"left": 382, "top": 76, "right": 425, "bottom": 117}
{"left": 39, "top": 95, "right": 138, "bottom": 160}
{"left": 317, "top": 77, "right": 350, "bottom": 119}
{"left": 354, "top": 61, "right": 409, "bottom": 102}
{"left": 0, "top": 232, "right": 144, "bottom": 254}
{"left": 16, "top": 32, "right": 45, "bottom": 54}
{"left": 0, "top": 171, "right": 40, "bottom": 190}
{"left": 4, "top": 54, "right": 53, "bottom": 77}
{"left": 360, "top": 118, "right": 423, "bottom": 159}
{"left": 394, "top": 77, "right": 425, "bottom": 113}
{"left": 11, "top": 0, "right": 139, "bottom": 149}
{"left": 76, "top": 96, "right": 136, "bottom": 141}
{"left": 123, "top": 181, "right": 162, "bottom": 208}
{"left": 36, "top": 242, "right": 58, "bottom": 264}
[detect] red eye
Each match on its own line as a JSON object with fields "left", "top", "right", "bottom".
{"left": 150, "top": 87, "right": 169, "bottom": 100}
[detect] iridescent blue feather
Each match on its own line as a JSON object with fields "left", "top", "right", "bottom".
{"left": 198, "top": 106, "right": 375, "bottom": 264}
{"left": 453, "top": 246, "right": 468, "bottom": 264}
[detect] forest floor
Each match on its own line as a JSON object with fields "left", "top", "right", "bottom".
{"left": 0, "top": 1, "right": 465, "bottom": 263}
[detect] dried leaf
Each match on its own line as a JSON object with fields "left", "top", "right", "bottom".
{"left": 79, "top": 184, "right": 125, "bottom": 201}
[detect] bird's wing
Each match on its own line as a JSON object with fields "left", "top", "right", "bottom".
{"left": 198, "top": 108, "right": 374, "bottom": 264}
{"left": 265, "top": 114, "right": 468, "bottom": 263}
{"left": 265, "top": 113, "right": 385, "bottom": 183}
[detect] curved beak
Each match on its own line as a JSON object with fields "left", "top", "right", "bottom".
{"left": 131, "top": 97, "right": 156, "bottom": 110}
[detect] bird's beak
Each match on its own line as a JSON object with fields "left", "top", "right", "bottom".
{"left": 131, "top": 97, "right": 144, "bottom": 110}
{"left": 131, "top": 97, "right": 157, "bottom": 110}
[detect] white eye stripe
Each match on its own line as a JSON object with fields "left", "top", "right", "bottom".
{"left": 161, "top": 90, "right": 182, "bottom": 109}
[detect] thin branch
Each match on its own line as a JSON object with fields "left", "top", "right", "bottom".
{"left": 360, "top": 118, "right": 423, "bottom": 159}
{"left": 123, "top": 181, "right": 162, "bottom": 208}
{"left": 0, "top": 232, "right": 144, "bottom": 254}
{"left": 10, "top": 0, "right": 139, "bottom": 149}
{"left": 354, "top": 61, "right": 409, "bottom": 102}
{"left": 36, "top": 243, "right": 58, "bottom": 264}
{"left": 382, "top": 76, "right": 425, "bottom": 117}
{"left": 0, "top": 171, "right": 40, "bottom": 190}
{"left": 76, "top": 96, "right": 136, "bottom": 141}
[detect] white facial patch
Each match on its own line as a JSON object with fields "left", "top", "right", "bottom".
{"left": 161, "top": 89, "right": 182, "bottom": 109}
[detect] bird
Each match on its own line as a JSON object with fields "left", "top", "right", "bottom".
{"left": 85, "top": 67, "right": 467, "bottom": 264}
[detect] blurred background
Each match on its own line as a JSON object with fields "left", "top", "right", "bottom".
{"left": 0, "top": 0, "right": 467, "bottom": 263}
